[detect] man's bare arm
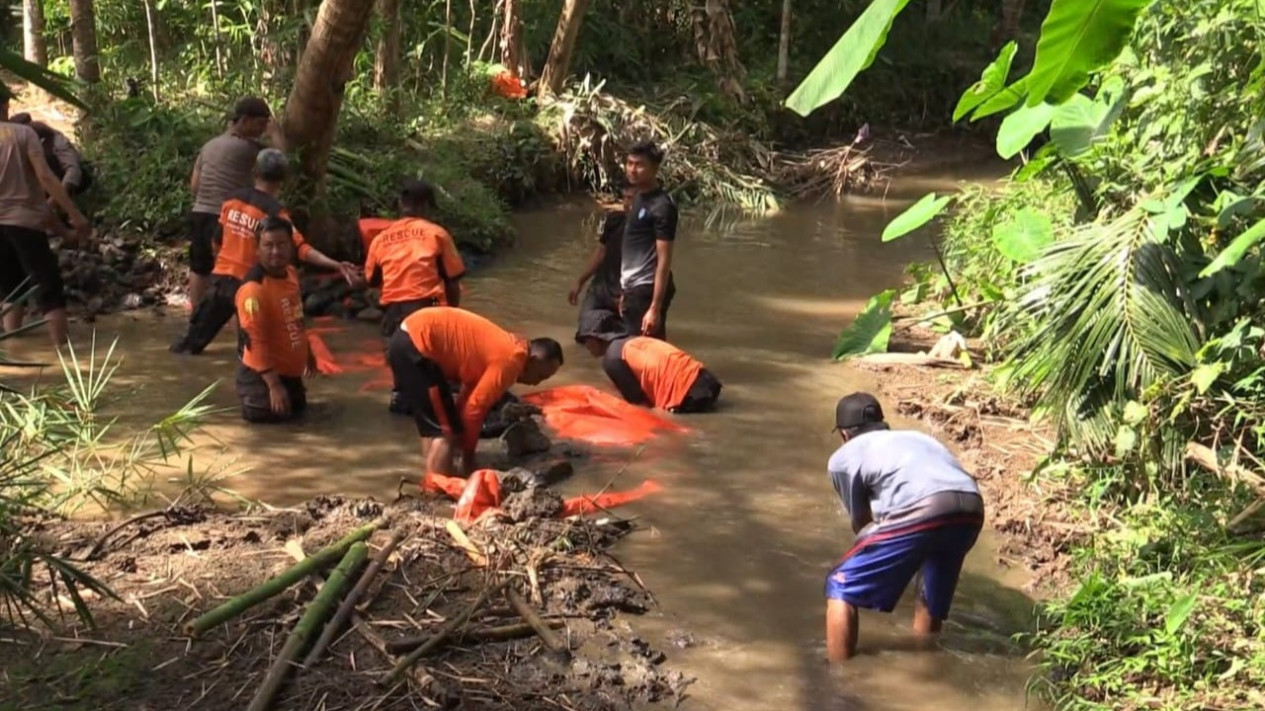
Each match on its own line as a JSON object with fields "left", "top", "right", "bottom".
{"left": 30, "top": 148, "right": 87, "bottom": 231}
{"left": 190, "top": 154, "right": 202, "bottom": 196}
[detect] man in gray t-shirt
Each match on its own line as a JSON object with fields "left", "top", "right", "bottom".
{"left": 822, "top": 392, "right": 984, "bottom": 663}
{"left": 185, "top": 97, "right": 281, "bottom": 307}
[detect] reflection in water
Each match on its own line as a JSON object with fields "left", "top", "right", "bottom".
{"left": 2, "top": 161, "right": 1038, "bottom": 711}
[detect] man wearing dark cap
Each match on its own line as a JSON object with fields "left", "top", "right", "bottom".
{"left": 823, "top": 392, "right": 985, "bottom": 662}
{"left": 186, "top": 97, "right": 281, "bottom": 307}
{"left": 0, "top": 83, "right": 91, "bottom": 346}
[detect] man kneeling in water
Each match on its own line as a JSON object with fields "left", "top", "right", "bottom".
{"left": 234, "top": 216, "right": 316, "bottom": 423}
{"left": 824, "top": 393, "right": 984, "bottom": 661}
{"left": 577, "top": 311, "right": 721, "bottom": 413}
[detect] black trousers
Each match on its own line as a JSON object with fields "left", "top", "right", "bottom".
{"left": 621, "top": 275, "right": 676, "bottom": 340}
{"left": 0, "top": 225, "right": 66, "bottom": 312}
{"left": 172, "top": 274, "right": 240, "bottom": 354}
{"left": 387, "top": 329, "right": 461, "bottom": 438}
{"left": 673, "top": 369, "right": 723, "bottom": 413}
{"left": 236, "top": 364, "right": 307, "bottom": 423}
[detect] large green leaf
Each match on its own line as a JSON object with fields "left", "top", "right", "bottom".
{"left": 1199, "top": 218, "right": 1265, "bottom": 277}
{"left": 1050, "top": 91, "right": 1120, "bottom": 157}
{"left": 1025, "top": 0, "right": 1154, "bottom": 106}
{"left": 992, "top": 208, "right": 1055, "bottom": 263}
{"left": 784, "top": 0, "right": 913, "bottom": 117}
{"left": 1164, "top": 592, "right": 1198, "bottom": 636}
{"left": 971, "top": 77, "right": 1030, "bottom": 121}
{"left": 0, "top": 49, "right": 86, "bottom": 110}
{"left": 832, "top": 289, "right": 897, "bottom": 360}
{"left": 953, "top": 42, "right": 1018, "bottom": 122}
{"left": 881, "top": 192, "right": 953, "bottom": 242}
{"left": 996, "top": 102, "right": 1058, "bottom": 159}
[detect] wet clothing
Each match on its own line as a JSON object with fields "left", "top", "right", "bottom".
{"left": 620, "top": 188, "right": 677, "bottom": 290}
{"left": 825, "top": 429, "right": 984, "bottom": 619}
{"left": 189, "top": 132, "right": 263, "bottom": 275}
{"left": 390, "top": 308, "right": 527, "bottom": 452}
{"left": 620, "top": 277, "right": 675, "bottom": 340}
{"left": 172, "top": 274, "right": 242, "bottom": 354}
{"left": 386, "top": 331, "right": 460, "bottom": 437}
{"left": 236, "top": 366, "right": 307, "bottom": 423}
{"left": 602, "top": 336, "right": 720, "bottom": 412}
{"left": 236, "top": 264, "right": 309, "bottom": 377}
{"left": 0, "top": 225, "right": 65, "bottom": 312}
{"left": 574, "top": 211, "right": 625, "bottom": 343}
{"left": 364, "top": 216, "right": 465, "bottom": 307}
{"left": 213, "top": 188, "right": 311, "bottom": 280}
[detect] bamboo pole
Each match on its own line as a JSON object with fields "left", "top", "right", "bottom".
{"left": 186, "top": 518, "right": 384, "bottom": 636}
{"left": 246, "top": 542, "right": 368, "bottom": 711}
{"left": 381, "top": 579, "right": 509, "bottom": 686}
{"left": 302, "top": 529, "right": 407, "bottom": 667}
{"left": 505, "top": 588, "right": 567, "bottom": 656}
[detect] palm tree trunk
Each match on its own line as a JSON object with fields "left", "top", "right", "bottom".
{"left": 68, "top": 0, "right": 101, "bottom": 83}
{"left": 500, "top": 0, "right": 530, "bottom": 79}
{"left": 373, "top": 0, "right": 401, "bottom": 93}
{"left": 282, "top": 0, "right": 377, "bottom": 196}
{"left": 776, "top": 0, "right": 791, "bottom": 84}
{"left": 143, "top": 0, "right": 159, "bottom": 100}
{"left": 23, "top": 0, "right": 47, "bottom": 66}
{"left": 690, "top": 0, "right": 745, "bottom": 102}
{"left": 537, "top": 0, "right": 590, "bottom": 97}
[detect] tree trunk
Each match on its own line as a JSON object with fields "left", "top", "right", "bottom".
{"left": 283, "top": 0, "right": 377, "bottom": 198}
{"left": 990, "top": 0, "right": 1026, "bottom": 48}
{"left": 68, "top": 0, "right": 101, "bottom": 83}
{"left": 499, "top": 0, "right": 530, "bottom": 80}
{"left": 373, "top": 0, "right": 401, "bottom": 93}
{"left": 143, "top": 0, "right": 159, "bottom": 100}
{"left": 776, "top": 0, "right": 790, "bottom": 84}
{"left": 537, "top": 0, "right": 589, "bottom": 97}
{"left": 209, "top": 0, "right": 225, "bottom": 78}
{"left": 23, "top": 0, "right": 47, "bottom": 66}
{"left": 690, "top": 0, "right": 745, "bottom": 103}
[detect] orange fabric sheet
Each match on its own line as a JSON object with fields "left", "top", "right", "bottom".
{"left": 520, "top": 385, "right": 688, "bottom": 446}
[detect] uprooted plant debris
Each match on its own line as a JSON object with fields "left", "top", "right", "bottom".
{"left": 1, "top": 495, "right": 690, "bottom": 711}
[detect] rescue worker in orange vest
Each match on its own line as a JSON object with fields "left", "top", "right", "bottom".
{"left": 577, "top": 311, "right": 722, "bottom": 413}
{"left": 364, "top": 179, "right": 466, "bottom": 414}
{"left": 234, "top": 215, "right": 317, "bottom": 423}
{"left": 387, "top": 307, "right": 564, "bottom": 475}
{"left": 170, "top": 149, "right": 355, "bottom": 355}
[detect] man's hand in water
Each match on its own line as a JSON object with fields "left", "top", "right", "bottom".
{"left": 338, "top": 262, "right": 363, "bottom": 286}
{"left": 641, "top": 307, "right": 660, "bottom": 336}
{"left": 567, "top": 281, "right": 583, "bottom": 306}
{"left": 268, "top": 382, "right": 292, "bottom": 416}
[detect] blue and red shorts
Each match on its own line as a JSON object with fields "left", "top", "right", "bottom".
{"left": 825, "top": 514, "right": 983, "bottom": 620}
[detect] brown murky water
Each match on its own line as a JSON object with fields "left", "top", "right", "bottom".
{"left": 4, "top": 156, "right": 1039, "bottom": 710}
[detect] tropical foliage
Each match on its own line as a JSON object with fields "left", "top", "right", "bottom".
{"left": 795, "top": 0, "right": 1265, "bottom": 706}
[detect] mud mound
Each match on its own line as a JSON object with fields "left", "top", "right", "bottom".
{"left": 2, "top": 497, "right": 687, "bottom": 711}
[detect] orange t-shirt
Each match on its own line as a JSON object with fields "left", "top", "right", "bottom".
{"left": 621, "top": 337, "right": 705, "bottom": 410}
{"left": 401, "top": 307, "right": 527, "bottom": 451}
{"left": 364, "top": 217, "right": 465, "bottom": 305}
{"left": 214, "top": 188, "right": 313, "bottom": 280}
{"left": 236, "top": 265, "right": 309, "bottom": 378}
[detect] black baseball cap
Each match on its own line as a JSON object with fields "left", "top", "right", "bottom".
{"left": 833, "top": 392, "right": 885, "bottom": 432}
{"left": 232, "top": 96, "right": 272, "bottom": 120}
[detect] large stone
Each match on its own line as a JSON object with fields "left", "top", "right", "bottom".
{"left": 501, "top": 419, "right": 552, "bottom": 459}
{"left": 357, "top": 307, "right": 383, "bottom": 322}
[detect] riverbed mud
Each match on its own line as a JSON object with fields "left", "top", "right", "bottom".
{"left": 857, "top": 326, "right": 1083, "bottom": 592}
{"left": 2, "top": 496, "right": 689, "bottom": 711}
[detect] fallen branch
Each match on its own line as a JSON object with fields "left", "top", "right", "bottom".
{"left": 384, "top": 619, "right": 566, "bottom": 655}
{"left": 247, "top": 542, "right": 368, "bottom": 711}
{"left": 505, "top": 588, "right": 568, "bottom": 658}
{"left": 186, "top": 518, "right": 384, "bottom": 636}
{"left": 82, "top": 510, "right": 167, "bottom": 561}
{"left": 303, "top": 529, "right": 408, "bottom": 667}
{"left": 445, "top": 520, "right": 488, "bottom": 566}
{"left": 381, "top": 579, "right": 510, "bottom": 686}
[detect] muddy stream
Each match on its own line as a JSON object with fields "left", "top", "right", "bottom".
{"left": 6, "top": 157, "right": 1040, "bottom": 710}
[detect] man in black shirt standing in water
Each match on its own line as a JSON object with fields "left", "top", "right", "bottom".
{"left": 619, "top": 141, "right": 677, "bottom": 340}
{"left": 568, "top": 181, "right": 635, "bottom": 341}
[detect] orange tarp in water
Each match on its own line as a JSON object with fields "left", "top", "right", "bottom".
{"left": 423, "top": 469, "right": 662, "bottom": 524}
{"left": 520, "top": 385, "right": 688, "bottom": 446}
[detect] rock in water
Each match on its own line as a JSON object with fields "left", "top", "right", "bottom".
{"left": 122, "top": 293, "right": 143, "bottom": 310}
{"left": 502, "top": 486, "right": 564, "bottom": 522}
{"left": 501, "top": 419, "right": 551, "bottom": 459}
{"left": 532, "top": 459, "right": 574, "bottom": 487}
{"left": 357, "top": 307, "right": 383, "bottom": 322}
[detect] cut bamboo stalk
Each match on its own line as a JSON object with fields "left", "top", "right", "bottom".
{"left": 381, "top": 579, "right": 509, "bottom": 686}
{"left": 247, "top": 542, "right": 368, "bottom": 711}
{"left": 186, "top": 518, "right": 384, "bottom": 636}
{"left": 302, "top": 529, "right": 408, "bottom": 667}
{"left": 505, "top": 588, "right": 568, "bottom": 658}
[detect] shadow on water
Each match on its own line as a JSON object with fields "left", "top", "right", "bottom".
{"left": 0, "top": 158, "right": 1043, "bottom": 710}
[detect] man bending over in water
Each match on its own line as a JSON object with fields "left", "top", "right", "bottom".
{"left": 170, "top": 149, "right": 354, "bottom": 355}
{"left": 387, "top": 307, "right": 563, "bottom": 475}
{"left": 824, "top": 392, "right": 985, "bottom": 661}
{"left": 234, "top": 216, "right": 315, "bottom": 423}
{"left": 577, "top": 311, "right": 721, "bottom": 413}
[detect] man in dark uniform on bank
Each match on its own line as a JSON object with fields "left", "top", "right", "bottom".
{"left": 619, "top": 141, "right": 678, "bottom": 340}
